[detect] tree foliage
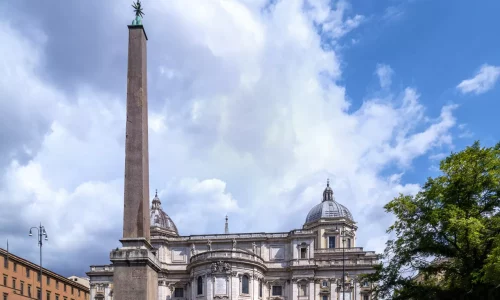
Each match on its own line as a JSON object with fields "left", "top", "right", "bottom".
{"left": 363, "top": 141, "right": 500, "bottom": 299}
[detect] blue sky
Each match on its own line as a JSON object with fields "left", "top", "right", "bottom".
{"left": 0, "top": 0, "right": 499, "bottom": 278}
{"left": 342, "top": 0, "right": 500, "bottom": 181}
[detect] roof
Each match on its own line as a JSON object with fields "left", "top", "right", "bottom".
{"left": 0, "top": 248, "right": 89, "bottom": 292}
{"left": 304, "top": 180, "right": 354, "bottom": 224}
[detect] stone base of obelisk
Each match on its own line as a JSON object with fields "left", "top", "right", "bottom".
{"left": 110, "top": 238, "right": 160, "bottom": 300}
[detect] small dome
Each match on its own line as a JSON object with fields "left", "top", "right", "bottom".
{"left": 304, "top": 180, "right": 353, "bottom": 224}
{"left": 150, "top": 191, "right": 178, "bottom": 235}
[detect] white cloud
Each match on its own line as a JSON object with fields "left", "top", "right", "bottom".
{"left": 375, "top": 63, "right": 394, "bottom": 89}
{"left": 457, "top": 123, "right": 474, "bottom": 138}
{"left": 383, "top": 5, "right": 404, "bottom": 21}
{"left": 457, "top": 64, "right": 500, "bottom": 95}
{"left": 304, "top": 0, "right": 365, "bottom": 40}
{"left": 0, "top": 0, "right": 458, "bottom": 275}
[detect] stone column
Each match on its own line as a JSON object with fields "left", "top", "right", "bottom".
{"left": 314, "top": 281, "right": 320, "bottom": 300}
{"left": 158, "top": 281, "right": 166, "bottom": 300}
{"left": 330, "top": 280, "right": 337, "bottom": 300}
{"left": 110, "top": 24, "right": 160, "bottom": 300}
{"left": 291, "top": 281, "right": 297, "bottom": 300}
{"left": 308, "top": 281, "right": 314, "bottom": 300}
{"left": 252, "top": 276, "right": 258, "bottom": 300}
{"left": 191, "top": 278, "right": 195, "bottom": 300}
{"left": 353, "top": 280, "right": 360, "bottom": 300}
{"left": 231, "top": 274, "right": 237, "bottom": 300}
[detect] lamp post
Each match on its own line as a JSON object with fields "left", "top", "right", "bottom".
{"left": 341, "top": 226, "right": 346, "bottom": 300}
{"left": 29, "top": 223, "right": 48, "bottom": 300}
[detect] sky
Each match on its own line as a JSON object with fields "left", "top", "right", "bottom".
{"left": 0, "top": 0, "right": 499, "bottom": 278}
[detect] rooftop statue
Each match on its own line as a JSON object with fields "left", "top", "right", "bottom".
{"left": 131, "top": 0, "right": 145, "bottom": 25}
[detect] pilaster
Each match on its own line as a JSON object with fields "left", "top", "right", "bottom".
{"left": 292, "top": 281, "right": 298, "bottom": 300}
{"left": 330, "top": 280, "right": 337, "bottom": 300}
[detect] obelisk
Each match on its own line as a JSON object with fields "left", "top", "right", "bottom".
{"left": 110, "top": 2, "right": 160, "bottom": 299}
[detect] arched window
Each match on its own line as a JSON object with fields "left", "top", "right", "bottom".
{"left": 242, "top": 275, "right": 249, "bottom": 294}
{"left": 197, "top": 276, "right": 203, "bottom": 295}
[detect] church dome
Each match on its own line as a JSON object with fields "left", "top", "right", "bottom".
{"left": 304, "top": 180, "right": 353, "bottom": 224}
{"left": 150, "top": 191, "right": 178, "bottom": 235}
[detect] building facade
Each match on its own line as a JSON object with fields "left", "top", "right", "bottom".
{"left": 0, "top": 249, "right": 89, "bottom": 300}
{"left": 87, "top": 181, "right": 378, "bottom": 300}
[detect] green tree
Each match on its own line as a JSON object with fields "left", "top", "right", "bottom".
{"left": 364, "top": 141, "right": 500, "bottom": 299}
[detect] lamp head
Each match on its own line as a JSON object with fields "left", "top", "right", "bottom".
{"left": 29, "top": 229, "right": 32, "bottom": 236}
{"left": 45, "top": 235, "right": 48, "bottom": 241}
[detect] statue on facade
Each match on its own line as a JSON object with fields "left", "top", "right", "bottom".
{"left": 191, "top": 243, "right": 195, "bottom": 256}
{"left": 252, "top": 242, "right": 257, "bottom": 253}
{"left": 232, "top": 238, "right": 237, "bottom": 249}
{"left": 131, "top": 0, "right": 145, "bottom": 25}
{"left": 207, "top": 239, "right": 212, "bottom": 251}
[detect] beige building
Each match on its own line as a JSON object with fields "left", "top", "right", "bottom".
{"left": 67, "top": 277, "right": 89, "bottom": 290}
{"left": 0, "top": 249, "right": 89, "bottom": 300}
{"left": 87, "top": 181, "right": 378, "bottom": 300}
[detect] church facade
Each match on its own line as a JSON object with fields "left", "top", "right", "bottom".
{"left": 87, "top": 181, "right": 378, "bottom": 300}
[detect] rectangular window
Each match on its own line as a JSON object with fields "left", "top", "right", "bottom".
{"left": 47, "top": 276, "right": 50, "bottom": 285}
{"left": 328, "top": 237, "right": 335, "bottom": 249}
{"left": 64, "top": 284, "right": 67, "bottom": 292}
{"left": 3, "top": 275, "right": 6, "bottom": 286}
{"left": 13, "top": 263, "right": 17, "bottom": 272}
{"left": 300, "top": 248, "right": 307, "bottom": 259}
{"left": 3, "top": 256, "right": 7, "bottom": 268}
{"left": 47, "top": 292, "right": 51, "bottom": 300}
{"left": 78, "top": 290, "right": 80, "bottom": 296}
{"left": 37, "top": 288, "right": 41, "bottom": 300}
{"left": 259, "top": 281, "right": 262, "bottom": 298}
{"left": 322, "top": 296, "right": 328, "bottom": 300}
{"left": 299, "top": 284, "right": 307, "bottom": 296}
{"left": 174, "top": 288, "right": 183, "bottom": 298}
{"left": 37, "top": 273, "right": 40, "bottom": 282}
{"left": 363, "top": 295, "right": 369, "bottom": 300}
{"left": 322, "top": 281, "right": 328, "bottom": 287}
{"left": 28, "top": 285, "right": 32, "bottom": 297}
{"left": 3, "top": 293, "right": 7, "bottom": 300}
{"left": 26, "top": 269, "right": 30, "bottom": 278}
{"left": 347, "top": 238, "right": 351, "bottom": 248}
{"left": 241, "top": 276, "right": 249, "bottom": 294}
{"left": 20, "top": 281, "right": 24, "bottom": 295}
{"left": 197, "top": 276, "right": 203, "bottom": 295}
{"left": 272, "top": 286, "right": 282, "bottom": 296}
{"left": 56, "top": 295, "right": 59, "bottom": 300}
{"left": 56, "top": 281, "right": 59, "bottom": 289}
{"left": 63, "top": 297, "right": 67, "bottom": 300}
{"left": 12, "top": 278, "right": 16, "bottom": 290}
{"left": 71, "top": 287, "right": 74, "bottom": 295}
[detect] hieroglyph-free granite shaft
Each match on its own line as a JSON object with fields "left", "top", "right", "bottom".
{"left": 123, "top": 25, "right": 150, "bottom": 240}
{"left": 110, "top": 23, "right": 160, "bottom": 300}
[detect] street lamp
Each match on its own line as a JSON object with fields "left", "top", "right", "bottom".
{"left": 29, "top": 223, "right": 48, "bottom": 300}
{"left": 340, "top": 225, "right": 346, "bottom": 300}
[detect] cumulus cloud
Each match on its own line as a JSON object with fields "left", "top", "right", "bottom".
{"left": 0, "top": 0, "right": 457, "bottom": 277}
{"left": 457, "top": 64, "right": 500, "bottom": 95}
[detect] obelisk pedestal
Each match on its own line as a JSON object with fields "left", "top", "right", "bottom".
{"left": 110, "top": 24, "right": 160, "bottom": 300}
